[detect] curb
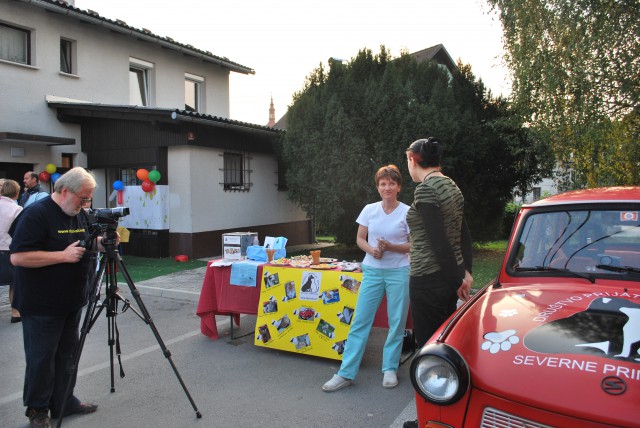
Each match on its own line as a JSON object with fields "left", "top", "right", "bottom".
{"left": 117, "top": 283, "right": 200, "bottom": 303}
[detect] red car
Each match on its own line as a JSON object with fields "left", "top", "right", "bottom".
{"left": 409, "top": 186, "right": 640, "bottom": 427}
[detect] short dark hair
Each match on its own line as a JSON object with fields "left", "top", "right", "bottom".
{"left": 406, "top": 137, "right": 443, "bottom": 168}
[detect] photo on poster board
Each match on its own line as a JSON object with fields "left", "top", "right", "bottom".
{"left": 332, "top": 339, "right": 346, "bottom": 355}
{"left": 263, "top": 271, "right": 280, "bottom": 288}
{"left": 300, "top": 271, "right": 321, "bottom": 300}
{"left": 283, "top": 280, "right": 296, "bottom": 301}
{"left": 272, "top": 314, "right": 292, "bottom": 333}
{"left": 295, "top": 306, "right": 317, "bottom": 321}
{"left": 339, "top": 274, "right": 361, "bottom": 293}
{"left": 263, "top": 299, "right": 278, "bottom": 314}
{"left": 316, "top": 319, "right": 336, "bottom": 339}
{"left": 321, "top": 288, "right": 340, "bottom": 304}
{"left": 257, "top": 324, "right": 271, "bottom": 343}
{"left": 337, "top": 306, "right": 355, "bottom": 325}
{"left": 291, "top": 333, "right": 311, "bottom": 350}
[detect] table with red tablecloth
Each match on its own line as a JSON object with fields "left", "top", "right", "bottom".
{"left": 196, "top": 262, "right": 410, "bottom": 341}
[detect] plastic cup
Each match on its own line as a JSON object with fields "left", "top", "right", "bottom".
{"left": 310, "top": 250, "right": 321, "bottom": 265}
{"left": 266, "top": 249, "right": 277, "bottom": 262}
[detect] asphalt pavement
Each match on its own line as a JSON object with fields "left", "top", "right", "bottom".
{"left": 0, "top": 245, "right": 417, "bottom": 427}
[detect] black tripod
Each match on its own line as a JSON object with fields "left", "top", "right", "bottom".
{"left": 56, "top": 227, "right": 201, "bottom": 427}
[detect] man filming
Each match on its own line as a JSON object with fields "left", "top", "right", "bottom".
{"left": 10, "top": 167, "right": 117, "bottom": 428}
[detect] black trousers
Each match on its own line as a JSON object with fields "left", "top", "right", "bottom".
{"left": 409, "top": 270, "right": 459, "bottom": 349}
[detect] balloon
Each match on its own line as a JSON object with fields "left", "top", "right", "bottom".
{"left": 112, "top": 180, "right": 124, "bottom": 191}
{"left": 39, "top": 171, "right": 51, "bottom": 182}
{"left": 45, "top": 163, "right": 57, "bottom": 174}
{"left": 136, "top": 168, "right": 149, "bottom": 181}
{"left": 141, "top": 179, "right": 154, "bottom": 193}
{"left": 148, "top": 170, "right": 161, "bottom": 183}
{"left": 117, "top": 190, "right": 124, "bottom": 205}
{"left": 51, "top": 172, "right": 61, "bottom": 183}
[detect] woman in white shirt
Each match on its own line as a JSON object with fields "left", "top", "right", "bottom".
{"left": 323, "top": 165, "right": 410, "bottom": 392}
{"left": 0, "top": 179, "right": 23, "bottom": 322}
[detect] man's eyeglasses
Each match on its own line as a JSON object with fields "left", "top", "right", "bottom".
{"left": 70, "top": 190, "right": 92, "bottom": 205}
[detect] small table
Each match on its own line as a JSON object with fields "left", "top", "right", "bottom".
{"left": 196, "top": 262, "right": 263, "bottom": 340}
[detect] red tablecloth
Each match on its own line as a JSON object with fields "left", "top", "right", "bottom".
{"left": 196, "top": 263, "right": 263, "bottom": 340}
{"left": 196, "top": 263, "right": 411, "bottom": 340}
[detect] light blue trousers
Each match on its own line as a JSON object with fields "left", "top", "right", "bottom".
{"left": 337, "top": 265, "right": 410, "bottom": 380}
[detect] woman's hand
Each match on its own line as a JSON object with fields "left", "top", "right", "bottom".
{"left": 457, "top": 270, "right": 474, "bottom": 301}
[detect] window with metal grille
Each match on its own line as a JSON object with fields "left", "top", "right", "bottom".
{"left": 221, "top": 152, "right": 251, "bottom": 191}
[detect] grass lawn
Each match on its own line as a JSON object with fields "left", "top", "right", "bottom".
{"left": 291, "top": 240, "right": 507, "bottom": 289}
{"left": 120, "top": 255, "right": 208, "bottom": 283}
{"left": 120, "top": 241, "right": 507, "bottom": 287}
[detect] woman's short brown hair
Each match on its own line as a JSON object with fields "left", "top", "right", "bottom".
{"left": 1, "top": 179, "right": 21, "bottom": 199}
{"left": 375, "top": 164, "right": 402, "bottom": 186}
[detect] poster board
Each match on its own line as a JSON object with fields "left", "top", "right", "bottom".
{"left": 118, "top": 185, "right": 170, "bottom": 230}
{"left": 253, "top": 266, "right": 363, "bottom": 360}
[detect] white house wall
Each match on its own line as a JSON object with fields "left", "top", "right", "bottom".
{"left": 168, "top": 145, "right": 306, "bottom": 234}
{"left": 1, "top": 1, "right": 230, "bottom": 170}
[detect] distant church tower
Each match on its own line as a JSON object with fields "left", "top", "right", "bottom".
{"left": 267, "top": 96, "right": 276, "bottom": 128}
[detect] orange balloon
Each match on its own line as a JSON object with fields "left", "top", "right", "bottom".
{"left": 136, "top": 168, "right": 149, "bottom": 181}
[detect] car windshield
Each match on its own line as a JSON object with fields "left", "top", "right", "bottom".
{"left": 511, "top": 208, "right": 640, "bottom": 277}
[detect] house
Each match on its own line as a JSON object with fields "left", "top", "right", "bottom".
{"left": 0, "top": 0, "right": 311, "bottom": 258}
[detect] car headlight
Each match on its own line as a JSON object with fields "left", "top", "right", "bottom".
{"left": 410, "top": 343, "right": 469, "bottom": 405}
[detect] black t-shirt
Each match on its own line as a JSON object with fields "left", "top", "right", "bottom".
{"left": 10, "top": 196, "right": 91, "bottom": 316}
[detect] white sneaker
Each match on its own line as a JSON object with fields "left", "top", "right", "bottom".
{"left": 382, "top": 370, "right": 398, "bottom": 388}
{"left": 322, "top": 374, "right": 351, "bottom": 392}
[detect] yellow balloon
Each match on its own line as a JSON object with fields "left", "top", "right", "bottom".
{"left": 45, "top": 163, "right": 57, "bottom": 174}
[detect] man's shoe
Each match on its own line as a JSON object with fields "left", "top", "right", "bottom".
{"left": 26, "top": 407, "right": 51, "bottom": 428}
{"left": 10, "top": 316, "right": 21, "bottom": 323}
{"left": 403, "top": 419, "right": 419, "bottom": 428}
{"left": 383, "top": 370, "right": 398, "bottom": 388}
{"left": 51, "top": 402, "right": 97, "bottom": 419}
{"left": 322, "top": 374, "right": 351, "bottom": 392}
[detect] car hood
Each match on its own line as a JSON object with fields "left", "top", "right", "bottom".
{"left": 448, "top": 282, "right": 639, "bottom": 425}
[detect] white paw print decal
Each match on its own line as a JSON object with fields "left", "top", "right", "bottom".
{"left": 481, "top": 330, "right": 520, "bottom": 354}
{"left": 500, "top": 309, "right": 518, "bottom": 317}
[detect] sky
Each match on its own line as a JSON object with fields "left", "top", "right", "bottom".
{"left": 75, "top": 0, "right": 510, "bottom": 126}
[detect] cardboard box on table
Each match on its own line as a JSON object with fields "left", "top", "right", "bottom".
{"left": 222, "top": 232, "right": 257, "bottom": 260}
{"left": 254, "top": 266, "right": 363, "bottom": 360}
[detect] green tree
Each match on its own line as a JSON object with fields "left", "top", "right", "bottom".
{"left": 486, "top": 0, "right": 640, "bottom": 188}
{"left": 280, "top": 47, "right": 549, "bottom": 244}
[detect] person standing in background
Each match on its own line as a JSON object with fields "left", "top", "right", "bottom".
{"left": 0, "top": 179, "right": 23, "bottom": 323}
{"left": 402, "top": 137, "right": 473, "bottom": 428}
{"left": 322, "top": 165, "right": 411, "bottom": 392}
{"left": 19, "top": 171, "right": 48, "bottom": 208}
{"left": 405, "top": 137, "right": 473, "bottom": 347}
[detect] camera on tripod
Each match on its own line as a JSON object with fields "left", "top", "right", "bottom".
{"left": 83, "top": 207, "right": 130, "bottom": 249}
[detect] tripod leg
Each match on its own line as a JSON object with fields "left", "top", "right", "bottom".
{"left": 115, "top": 254, "right": 202, "bottom": 418}
{"left": 56, "top": 255, "right": 106, "bottom": 428}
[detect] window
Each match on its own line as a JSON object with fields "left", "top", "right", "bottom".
{"left": 56, "top": 153, "right": 74, "bottom": 175}
{"left": 60, "top": 38, "right": 75, "bottom": 74}
{"left": 0, "top": 23, "right": 30, "bottom": 64}
{"left": 129, "top": 58, "right": 154, "bottom": 106}
{"left": 119, "top": 166, "right": 156, "bottom": 185}
{"left": 532, "top": 187, "right": 541, "bottom": 201}
{"left": 185, "top": 73, "right": 204, "bottom": 112}
{"left": 222, "top": 152, "right": 252, "bottom": 191}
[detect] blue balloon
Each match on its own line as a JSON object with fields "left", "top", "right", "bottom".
{"left": 113, "top": 180, "right": 124, "bottom": 191}
{"left": 51, "top": 172, "right": 62, "bottom": 183}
